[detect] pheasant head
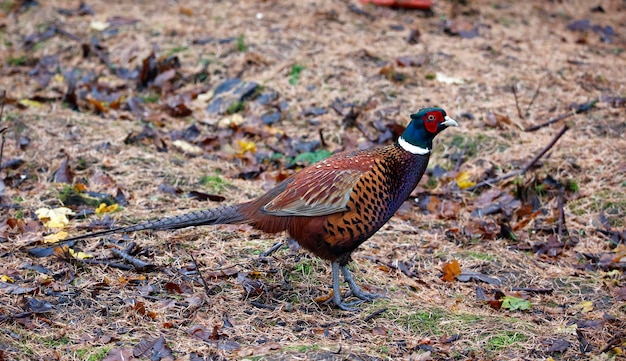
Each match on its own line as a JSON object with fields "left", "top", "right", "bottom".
{"left": 398, "top": 107, "right": 458, "bottom": 155}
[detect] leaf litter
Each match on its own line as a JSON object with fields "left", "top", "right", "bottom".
{"left": 0, "top": 0, "right": 625, "bottom": 360}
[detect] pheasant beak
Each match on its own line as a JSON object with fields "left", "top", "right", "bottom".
{"left": 441, "top": 116, "right": 459, "bottom": 128}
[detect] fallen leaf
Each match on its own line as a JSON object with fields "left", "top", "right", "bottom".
{"left": 456, "top": 271, "right": 501, "bottom": 285}
{"left": 501, "top": 295, "right": 531, "bottom": 311}
{"left": 556, "top": 323, "right": 578, "bottom": 335}
{"left": 455, "top": 171, "right": 476, "bottom": 190}
{"left": 574, "top": 301, "right": 594, "bottom": 313}
{"left": 441, "top": 259, "right": 461, "bottom": 282}
{"left": 95, "top": 203, "right": 119, "bottom": 215}
{"left": 25, "top": 297, "right": 53, "bottom": 313}
{"left": 43, "top": 231, "right": 68, "bottom": 243}
{"left": 18, "top": 99, "right": 44, "bottom": 108}
{"left": 68, "top": 248, "right": 93, "bottom": 260}
{"left": 133, "top": 335, "right": 172, "bottom": 358}
{"left": 90, "top": 20, "right": 109, "bottom": 31}
{"left": 435, "top": 72, "right": 465, "bottom": 85}
{"left": 237, "top": 341, "right": 281, "bottom": 357}
{"left": 372, "top": 327, "right": 387, "bottom": 335}
{"left": 172, "top": 139, "right": 204, "bottom": 156}
{"left": 0, "top": 282, "right": 37, "bottom": 295}
{"left": 547, "top": 338, "right": 570, "bottom": 353}
{"left": 35, "top": 207, "right": 75, "bottom": 228}
{"left": 102, "top": 347, "right": 133, "bottom": 361}
{"left": 236, "top": 139, "right": 257, "bottom": 155}
{"left": 0, "top": 275, "right": 15, "bottom": 283}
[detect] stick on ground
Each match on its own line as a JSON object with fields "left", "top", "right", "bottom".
{"left": 465, "top": 125, "right": 569, "bottom": 192}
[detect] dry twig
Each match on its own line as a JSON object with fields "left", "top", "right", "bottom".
{"left": 465, "top": 126, "right": 569, "bottom": 192}
{"left": 525, "top": 78, "right": 543, "bottom": 116}
{"left": 512, "top": 85, "right": 524, "bottom": 119}
{"left": 525, "top": 99, "right": 597, "bottom": 132}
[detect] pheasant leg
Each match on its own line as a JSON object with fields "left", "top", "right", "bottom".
{"left": 341, "top": 264, "right": 387, "bottom": 301}
{"left": 330, "top": 262, "right": 361, "bottom": 311}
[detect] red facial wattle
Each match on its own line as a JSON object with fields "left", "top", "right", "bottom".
{"left": 424, "top": 111, "right": 441, "bottom": 133}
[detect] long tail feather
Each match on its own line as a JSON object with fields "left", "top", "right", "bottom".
{"left": 63, "top": 204, "right": 247, "bottom": 242}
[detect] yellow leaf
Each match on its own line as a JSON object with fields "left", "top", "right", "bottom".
{"left": 0, "top": 275, "right": 15, "bottom": 283}
{"left": 43, "top": 231, "right": 68, "bottom": 243}
{"left": 95, "top": 203, "right": 119, "bottom": 215}
{"left": 436, "top": 72, "right": 466, "bottom": 85}
{"left": 556, "top": 323, "right": 578, "bottom": 335}
{"left": 68, "top": 248, "right": 93, "bottom": 260}
{"left": 19, "top": 99, "right": 44, "bottom": 108}
{"left": 35, "top": 207, "right": 75, "bottom": 228}
{"left": 455, "top": 171, "right": 476, "bottom": 190}
{"left": 575, "top": 301, "right": 594, "bottom": 313}
{"left": 237, "top": 139, "right": 257, "bottom": 154}
{"left": 54, "top": 74, "right": 64, "bottom": 83}
{"left": 172, "top": 139, "right": 203, "bottom": 156}
{"left": 90, "top": 20, "right": 109, "bottom": 31}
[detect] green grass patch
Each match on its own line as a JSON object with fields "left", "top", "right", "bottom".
{"left": 486, "top": 331, "right": 528, "bottom": 351}
{"left": 284, "top": 344, "right": 322, "bottom": 353}
{"left": 400, "top": 308, "right": 448, "bottom": 335}
{"left": 199, "top": 174, "right": 231, "bottom": 194}
{"left": 460, "top": 251, "right": 496, "bottom": 262}
{"left": 43, "top": 336, "right": 71, "bottom": 347}
{"left": 236, "top": 34, "right": 247, "bottom": 52}
{"left": 289, "top": 64, "right": 305, "bottom": 85}
{"left": 293, "top": 149, "right": 332, "bottom": 165}
{"left": 141, "top": 93, "right": 160, "bottom": 103}
{"left": 570, "top": 190, "right": 626, "bottom": 227}
{"left": 448, "top": 133, "right": 501, "bottom": 159}
{"left": 167, "top": 46, "right": 189, "bottom": 56}
{"left": 226, "top": 100, "right": 244, "bottom": 114}
{"left": 8, "top": 55, "right": 27, "bottom": 66}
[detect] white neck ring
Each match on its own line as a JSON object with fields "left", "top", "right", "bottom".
{"left": 398, "top": 136, "right": 430, "bottom": 155}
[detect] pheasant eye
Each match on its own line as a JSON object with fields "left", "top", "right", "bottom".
{"left": 427, "top": 114, "right": 436, "bottom": 121}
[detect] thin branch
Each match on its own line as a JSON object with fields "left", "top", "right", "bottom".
{"left": 525, "top": 98, "right": 597, "bottom": 132}
{"left": 110, "top": 248, "right": 154, "bottom": 271}
{"left": 0, "top": 90, "right": 7, "bottom": 169}
{"left": 453, "top": 145, "right": 467, "bottom": 173}
{"left": 364, "top": 308, "right": 387, "bottom": 322}
{"left": 250, "top": 300, "right": 277, "bottom": 310}
{"left": 465, "top": 126, "right": 569, "bottom": 192}
{"left": 520, "top": 125, "right": 569, "bottom": 174}
{"left": 524, "top": 78, "right": 543, "bottom": 116}
{"left": 557, "top": 185, "right": 566, "bottom": 239}
{"left": 189, "top": 252, "right": 215, "bottom": 297}
{"left": 512, "top": 85, "right": 524, "bottom": 119}
{"left": 260, "top": 240, "right": 284, "bottom": 258}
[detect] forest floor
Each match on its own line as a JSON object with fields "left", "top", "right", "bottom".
{"left": 0, "top": 0, "right": 625, "bottom": 360}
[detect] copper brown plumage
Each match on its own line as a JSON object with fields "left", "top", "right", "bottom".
{"left": 63, "top": 107, "right": 458, "bottom": 310}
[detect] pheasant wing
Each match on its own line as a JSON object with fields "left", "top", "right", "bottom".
{"left": 262, "top": 155, "right": 374, "bottom": 216}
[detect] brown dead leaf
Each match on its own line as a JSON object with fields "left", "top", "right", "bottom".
{"left": 52, "top": 156, "right": 73, "bottom": 183}
{"left": 237, "top": 341, "right": 281, "bottom": 357}
{"left": 187, "top": 325, "right": 212, "bottom": 341}
{"left": 133, "top": 335, "right": 173, "bottom": 359}
{"left": 204, "top": 265, "right": 240, "bottom": 279}
{"left": 179, "top": 6, "right": 193, "bottom": 16}
{"left": 102, "top": 347, "right": 134, "bottom": 361}
{"left": 485, "top": 112, "right": 513, "bottom": 129}
{"left": 372, "top": 326, "right": 388, "bottom": 335}
{"left": 441, "top": 259, "right": 461, "bottom": 282}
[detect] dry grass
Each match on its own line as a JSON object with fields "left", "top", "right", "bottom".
{"left": 1, "top": 0, "right": 625, "bottom": 360}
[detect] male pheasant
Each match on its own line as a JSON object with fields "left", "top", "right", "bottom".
{"left": 63, "top": 107, "right": 457, "bottom": 310}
